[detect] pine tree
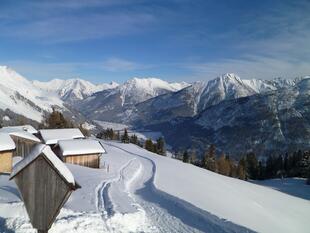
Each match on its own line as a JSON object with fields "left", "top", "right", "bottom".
{"left": 45, "top": 109, "right": 73, "bottom": 129}
{"left": 245, "top": 152, "right": 259, "bottom": 180}
{"left": 121, "top": 128, "right": 130, "bottom": 143}
{"left": 257, "top": 161, "right": 265, "bottom": 180}
{"left": 297, "top": 151, "right": 310, "bottom": 178}
{"left": 182, "top": 151, "right": 189, "bottom": 163}
{"left": 156, "top": 137, "right": 166, "bottom": 156}
{"left": 144, "top": 139, "right": 154, "bottom": 152}
{"left": 130, "top": 134, "right": 139, "bottom": 145}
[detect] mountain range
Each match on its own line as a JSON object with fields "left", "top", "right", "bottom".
{"left": 0, "top": 65, "right": 309, "bottom": 158}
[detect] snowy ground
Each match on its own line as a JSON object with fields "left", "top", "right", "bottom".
{"left": 0, "top": 141, "right": 309, "bottom": 233}
{"left": 253, "top": 178, "right": 310, "bottom": 201}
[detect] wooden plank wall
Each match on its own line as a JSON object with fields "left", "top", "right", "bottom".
{"left": 11, "top": 136, "right": 39, "bottom": 158}
{"left": 14, "top": 156, "right": 71, "bottom": 230}
{"left": 64, "top": 154, "right": 100, "bottom": 168}
{"left": 0, "top": 151, "right": 13, "bottom": 173}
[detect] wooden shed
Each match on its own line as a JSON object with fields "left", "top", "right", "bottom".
{"left": 0, "top": 127, "right": 41, "bottom": 158}
{"left": 58, "top": 139, "right": 106, "bottom": 168}
{"left": 39, "top": 128, "right": 85, "bottom": 146}
{"left": 10, "top": 144, "right": 80, "bottom": 232}
{"left": 0, "top": 132, "right": 16, "bottom": 174}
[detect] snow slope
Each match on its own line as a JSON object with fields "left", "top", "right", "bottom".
{"left": 0, "top": 140, "right": 309, "bottom": 233}
{"left": 0, "top": 66, "right": 64, "bottom": 122}
{"left": 33, "top": 78, "right": 118, "bottom": 102}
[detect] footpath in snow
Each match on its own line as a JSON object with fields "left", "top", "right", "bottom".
{"left": 0, "top": 140, "right": 309, "bottom": 233}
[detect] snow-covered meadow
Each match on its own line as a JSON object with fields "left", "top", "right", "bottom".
{"left": 0, "top": 141, "right": 309, "bottom": 233}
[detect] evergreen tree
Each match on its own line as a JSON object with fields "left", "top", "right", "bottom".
{"left": 144, "top": 138, "right": 154, "bottom": 152}
{"left": 182, "top": 151, "right": 189, "bottom": 163}
{"left": 130, "top": 134, "right": 139, "bottom": 145}
{"left": 257, "top": 161, "right": 265, "bottom": 180}
{"left": 45, "top": 109, "right": 73, "bottom": 129}
{"left": 156, "top": 137, "right": 166, "bottom": 156}
{"left": 245, "top": 152, "right": 259, "bottom": 180}
{"left": 121, "top": 128, "right": 130, "bottom": 143}
{"left": 297, "top": 151, "right": 310, "bottom": 178}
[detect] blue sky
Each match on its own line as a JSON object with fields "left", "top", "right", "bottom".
{"left": 0, "top": 0, "right": 310, "bottom": 83}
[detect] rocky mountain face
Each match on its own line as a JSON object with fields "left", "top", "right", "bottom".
{"left": 145, "top": 77, "right": 310, "bottom": 158}
{"left": 130, "top": 73, "right": 282, "bottom": 127}
{"left": 76, "top": 77, "right": 190, "bottom": 122}
{"left": 1, "top": 65, "right": 309, "bottom": 158}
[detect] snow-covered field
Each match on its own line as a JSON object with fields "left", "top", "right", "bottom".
{"left": 0, "top": 141, "right": 309, "bottom": 233}
{"left": 253, "top": 178, "right": 310, "bottom": 201}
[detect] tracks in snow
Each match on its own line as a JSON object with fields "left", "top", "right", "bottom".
{"left": 96, "top": 158, "right": 140, "bottom": 217}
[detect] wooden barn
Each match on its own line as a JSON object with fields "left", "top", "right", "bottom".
{"left": 0, "top": 127, "right": 41, "bottom": 158}
{"left": 39, "top": 128, "right": 85, "bottom": 146}
{"left": 58, "top": 139, "right": 106, "bottom": 168}
{"left": 10, "top": 144, "right": 80, "bottom": 232}
{"left": 0, "top": 132, "right": 16, "bottom": 174}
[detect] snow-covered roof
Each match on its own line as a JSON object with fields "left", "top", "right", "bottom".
{"left": 39, "top": 128, "right": 85, "bottom": 145}
{"left": 0, "top": 127, "right": 41, "bottom": 142}
{"left": 0, "top": 132, "right": 16, "bottom": 151}
{"left": 1, "top": 125, "right": 38, "bottom": 134}
{"left": 58, "top": 139, "right": 106, "bottom": 156}
{"left": 10, "top": 144, "right": 76, "bottom": 186}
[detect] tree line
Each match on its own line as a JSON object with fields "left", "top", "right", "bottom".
{"left": 178, "top": 144, "right": 310, "bottom": 185}
{"left": 96, "top": 128, "right": 166, "bottom": 156}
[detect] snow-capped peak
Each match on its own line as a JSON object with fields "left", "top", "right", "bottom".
{"left": 116, "top": 77, "right": 189, "bottom": 106}
{"left": 33, "top": 78, "right": 118, "bottom": 102}
{"left": 122, "top": 77, "right": 188, "bottom": 92}
{"left": 0, "top": 66, "right": 64, "bottom": 122}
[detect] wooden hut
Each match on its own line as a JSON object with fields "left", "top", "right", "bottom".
{"left": 10, "top": 144, "right": 80, "bottom": 232}
{"left": 58, "top": 139, "right": 106, "bottom": 168}
{"left": 0, "top": 132, "right": 16, "bottom": 174}
{"left": 39, "top": 128, "right": 85, "bottom": 146}
{"left": 0, "top": 127, "right": 41, "bottom": 158}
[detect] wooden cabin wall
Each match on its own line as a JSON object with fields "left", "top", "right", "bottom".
{"left": 11, "top": 136, "right": 39, "bottom": 158}
{"left": 0, "top": 151, "right": 13, "bottom": 173}
{"left": 64, "top": 154, "right": 100, "bottom": 168}
{"left": 14, "top": 156, "right": 72, "bottom": 230}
